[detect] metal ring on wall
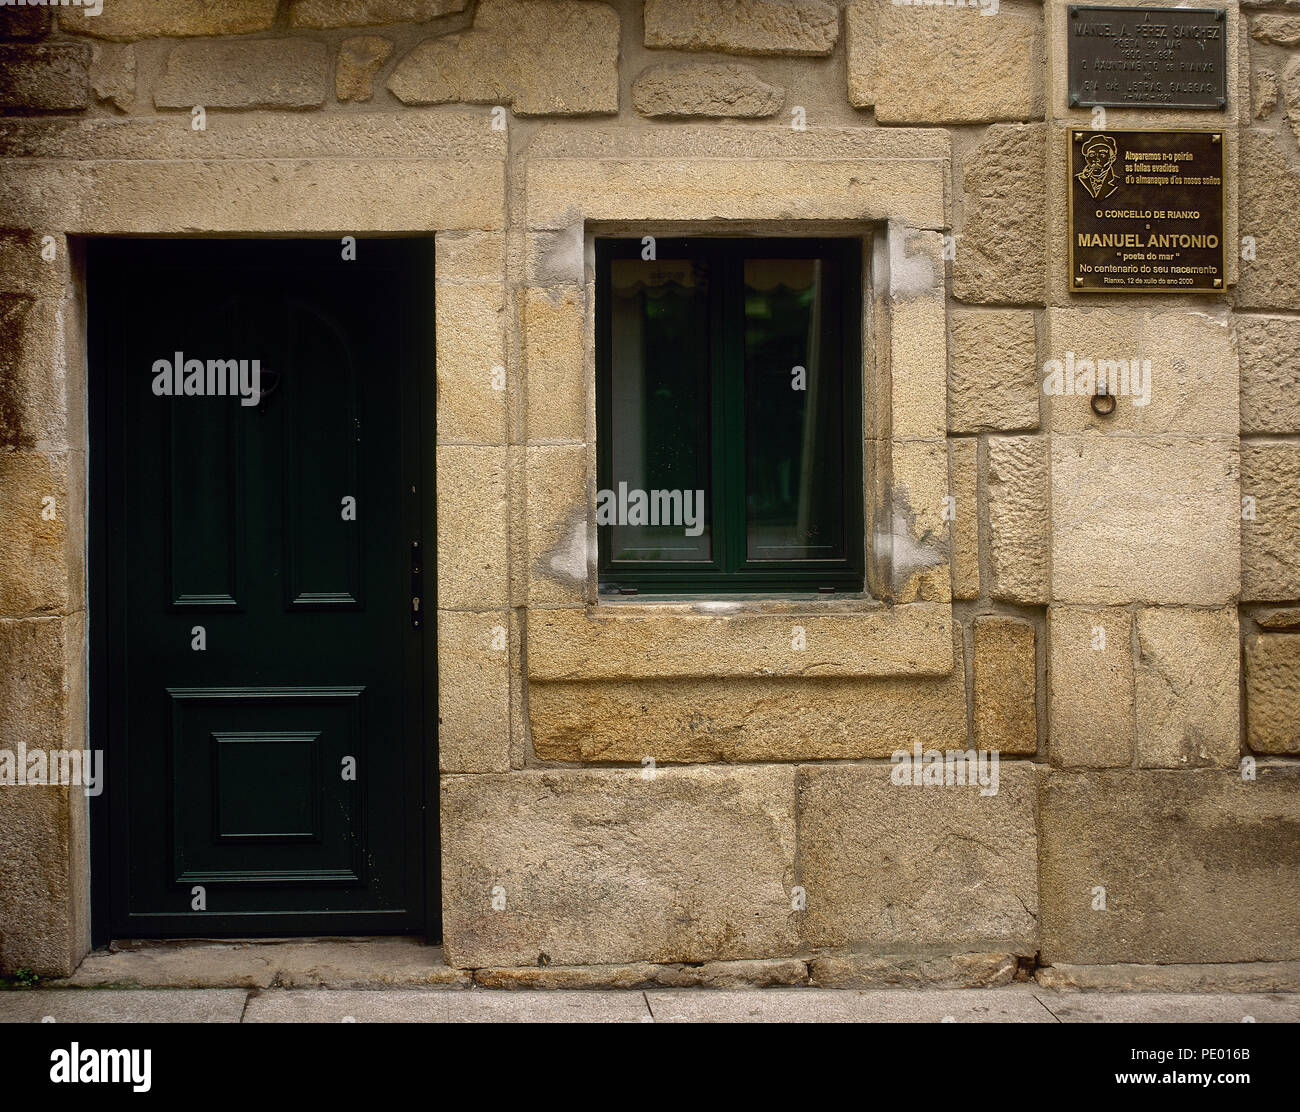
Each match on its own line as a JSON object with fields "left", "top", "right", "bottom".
{"left": 1091, "top": 390, "right": 1116, "bottom": 417}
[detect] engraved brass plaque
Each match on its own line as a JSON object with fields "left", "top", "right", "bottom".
{"left": 1069, "top": 128, "right": 1224, "bottom": 294}
{"left": 1067, "top": 5, "right": 1227, "bottom": 110}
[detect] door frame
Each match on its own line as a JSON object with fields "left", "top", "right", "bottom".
{"left": 86, "top": 235, "right": 440, "bottom": 946}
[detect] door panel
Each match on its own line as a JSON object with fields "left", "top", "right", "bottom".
{"left": 90, "top": 238, "right": 434, "bottom": 937}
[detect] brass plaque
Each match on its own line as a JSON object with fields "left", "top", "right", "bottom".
{"left": 1069, "top": 128, "right": 1224, "bottom": 294}
{"left": 1068, "top": 5, "right": 1227, "bottom": 110}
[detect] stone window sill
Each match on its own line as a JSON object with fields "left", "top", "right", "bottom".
{"left": 526, "top": 600, "right": 953, "bottom": 681}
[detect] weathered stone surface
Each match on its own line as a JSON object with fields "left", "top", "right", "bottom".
{"left": 0, "top": 613, "right": 76, "bottom": 756}
{"left": 954, "top": 124, "right": 1046, "bottom": 305}
{"left": 474, "top": 957, "right": 808, "bottom": 989}
{"left": 1284, "top": 56, "right": 1300, "bottom": 149}
{"left": 155, "top": 40, "right": 330, "bottom": 110}
{"left": 973, "top": 616, "right": 1038, "bottom": 756}
{"left": 440, "top": 767, "right": 798, "bottom": 967}
{"left": 1043, "top": 304, "right": 1142, "bottom": 432}
{"left": 809, "top": 950, "right": 1018, "bottom": 989}
{"left": 525, "top": 443, "right": 587, "bottom": 606}
{"left": 292, "top": 0, "right": 468, "bottom": 28}
{"left": 0, "top": 295, "right": 66, "bottom": 450}
{"left": 335, "top": 36, "right": 393, "bottom": 103}
{"left": 436, "top": 231, "right": 506, "bottom": 284}
{"left": 0, "top": 233, "right": 67, "bottom": 297}
{"left": 89, "top": 43, "right": 135, "bottom": 112}
{"left": 437, "top": 610, "right": 509, "bottom": 773}
{"left": 881, "top": 226, "right": 948, "bottom": 440}
{"left": 527, "top": 604, "right": 955, "bottom": 680}
{"left": 1049, "top": 607, "right": 1134, "bottom": 768}
{"left": 797, "top": 763, "right": 1038, "bottom": 955}
{"left": 1036, "top": 961, "right": 1300, "bottom": 994}
{"left": 388, "top": 0, "right": 619, "bottom": 116}
{"left": 522, "top": 286, "right": 585, "bottom": 441}
{"left": 1240, "top": 316, "right": 1300, "bottom": 434}
{"left": 1135, "top": 607, "right": 1240, "bottom": 769}
{"left": 1251, "top": 14, "right": 1300, "bottom": 45}
{"left": 436, "top": 445, "right": 507, "bottom": 609}
{"left": 1254, "top": 69, "right": 1279, "bottom": 120}
{"left": 644, "top": 0, "right": 838, "bottom": 56}
{"left": 986, "top": 436, "right": 1049, "bottom": 605}
{"left": 474, "top": 963, "right": 660, "bottom": 989}
{"left": 0, "top": 6, "right": 51, "bottom": 40}
{"left": 0, "top": 615, "right": 79, "bottom": 976}
{"left": 1238, "top": 130, "right": 1300, "bottom": 311}
{"left": 0, "top": 43, "right": 90, "bottom": 111}
{"left": 848, "top": 0, "right": 1040, "bottom": 124}
{"left": 521, "top": 122, "right": 951, "bottom": 164}
{"left": 0, "top": 112, "right": 505, "bottom": 161}
{"left": 632, "top": 62, "right": 783, "bottom": 119}
{"left": 435, "top": 281, "right": 506, "bottom": 443}
{"left": 530, "top": 665, "right": 968, "bottom": 763}
{"left": 653, "top": 958, "right": 807, "bottom": 988}
{"left": 526, "top": 227, "right": 584, "bottom": 286}
{"left": 1245, "top": 632, "right": 1300, "bottom": 754}
{"left": 948, "top": 310, "right": 1039, "bottom": 433}
{"left": 524, "top": 155, "right": 946, "bottom": 231}
{"left": 0, "top": 452, "right": 77, "bottom": 617}
{"left": 1242, "top": 440, "right": 1300, "bottom": 601}
{"left": 1052, "top": 436, "right": 1239, "bottom": 605}
{"left": 887, "top": 440, "right": 952, "bottom": 604}
{"left": 947, "top": 438, "right": 979, "bottom": 600}
{"left": 1046, "top": 307, "right": 1238, "bottom": 436}
{"left": 1151, "top": 312, "right": 1239, "bottom": 434}
{"left": 1039, "top": 767, "right": 1300, "bottom": 964}
{"left": 1, "top": 157, "right": 503, "bottom": 234}
{"left": 1256, "top": 606, "right": 1300, "bottom": 630}
{"left": 60, "top": 0, "right": 278, "bottom": 40}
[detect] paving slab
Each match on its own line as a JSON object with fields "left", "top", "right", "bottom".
{"left": 646, "top": 987, "right": 1055, "bottom": 1022}
{"left": 243, "top": 988, "right": 650, "bottom": 1023}
{"left": 1038, "top": 992, "right": 1300, "bottom": 1023}
{"left": 6, "top": 984, "right": 1298, "bottom": 1024}
{"left": 242, "top": 988, "right": 451, "bottom": 1023}
{"left": 0, "top": 989, "right": 247, "bottom": 1023}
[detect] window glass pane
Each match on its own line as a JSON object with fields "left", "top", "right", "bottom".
{"left": 606, "top": 257, "right": 712, "bottom": 562}
{"left": 743, "top": 257, "right": 845, "bottom": 562}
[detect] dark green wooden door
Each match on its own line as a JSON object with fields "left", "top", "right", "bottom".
{"left": 90, "top": 239, "right": 434, "bottom": 938}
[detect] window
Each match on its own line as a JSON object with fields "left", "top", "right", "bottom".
{"left": 596, "top": 237, "right": 863, "bottom": 594}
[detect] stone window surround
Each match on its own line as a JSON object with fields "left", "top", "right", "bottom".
{"left": 522, "top": 145, "right": 956, "bottom": 682}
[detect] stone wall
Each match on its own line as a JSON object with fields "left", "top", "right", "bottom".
{"left": 0, "top": 0, "right": 1296, "bottom": 978}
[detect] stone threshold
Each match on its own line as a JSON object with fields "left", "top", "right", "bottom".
{"left": 44, "top": 938, "right": 1300, "bottom": 994}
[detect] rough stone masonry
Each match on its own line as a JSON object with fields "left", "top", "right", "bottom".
{"left": 0, "top": 0, "right": 1296, "bottom": 988}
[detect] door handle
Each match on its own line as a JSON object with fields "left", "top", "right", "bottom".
{"left": 410, "top": 541, "right": 423, "bottom": 629}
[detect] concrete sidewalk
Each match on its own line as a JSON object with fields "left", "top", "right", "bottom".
{"left": 1, "top": 986, "right": 1297, "bottom": 1023}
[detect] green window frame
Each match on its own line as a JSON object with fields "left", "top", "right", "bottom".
{"left": 596, "top": 236, "right": 864, "bottom": 595}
